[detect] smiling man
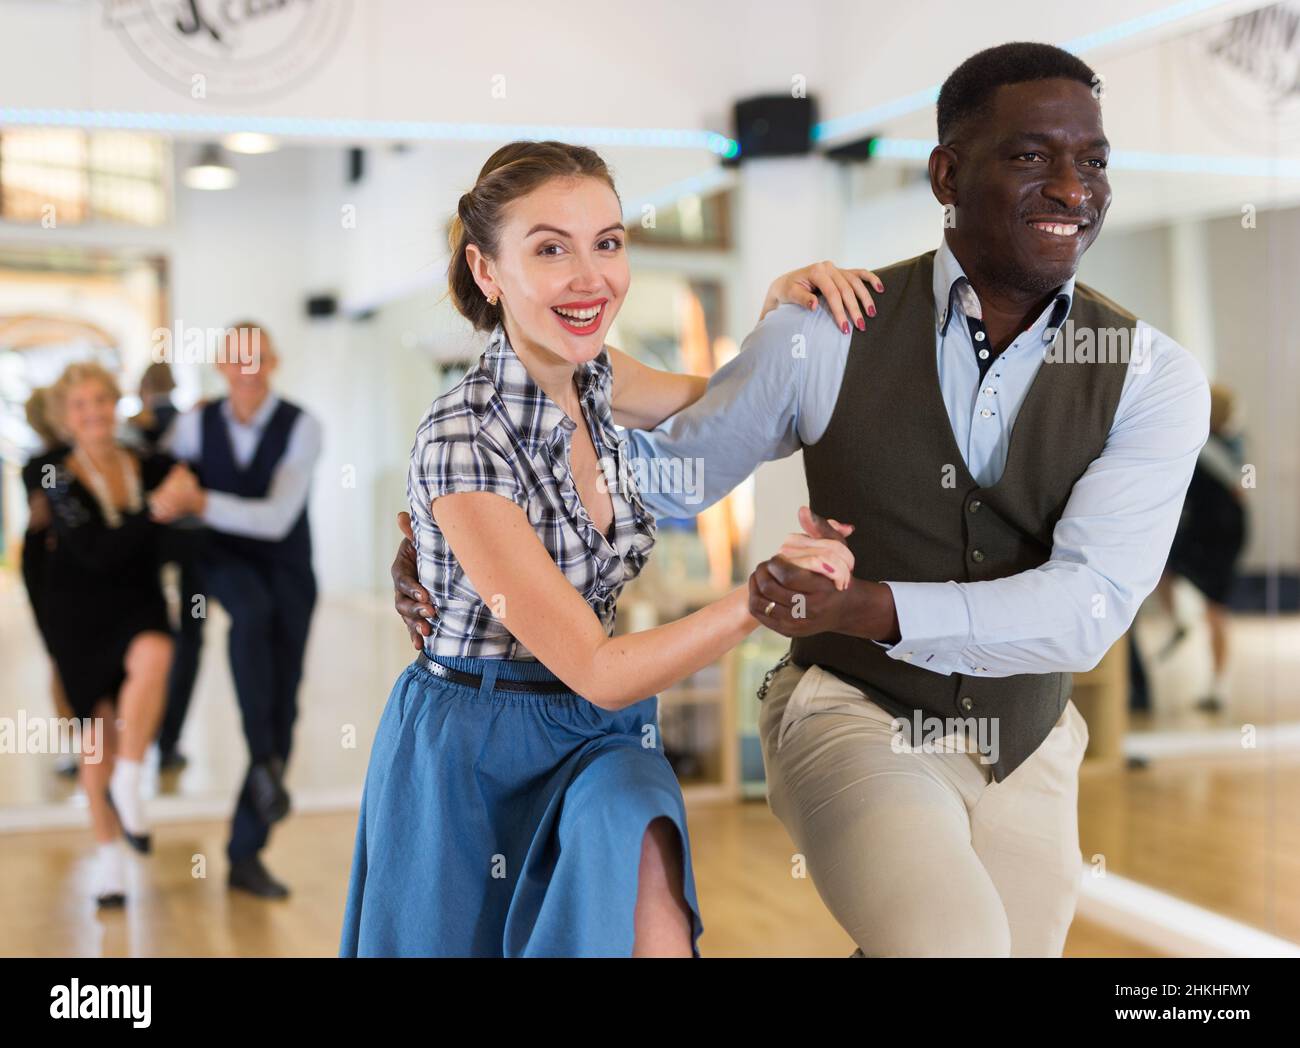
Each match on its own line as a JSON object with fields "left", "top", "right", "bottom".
{"left": 644, "top": 41, "right": 1207, "bottom": 957}
{"left": 390, "top": 42, "right": 1211, "bottom": 956}
{"left": 730, "top": 43, "right": 1207, "bottom": 957}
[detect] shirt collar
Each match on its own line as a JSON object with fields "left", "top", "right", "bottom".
{"left": 483, "top": 324, "right": 613, "bottom": 455}
{"left": 933, "top": 237, "right": 1074, "bottom": 341}
{"left": 221, "top": 391, "right": 280, "bottom": 430}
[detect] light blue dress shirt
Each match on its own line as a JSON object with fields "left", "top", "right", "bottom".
{"left": 161, "top": 392, "right": 323, "bottom": 542}
{"left": 626, "top": 238, "right": 1211, "bottom": 677}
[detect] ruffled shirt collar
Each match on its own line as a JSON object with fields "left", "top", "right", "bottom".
{"left": 483, "top": 323, "right": 614, "bottom": 457}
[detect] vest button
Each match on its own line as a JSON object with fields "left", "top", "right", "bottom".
{"left": 971, "top": 549, "right": 985, "bottom": 562}
{"left": 968, "top": 499, "right": 981, "bottom": 513}
{"left": 960, "top": 696, "right": 975, "bottom": 712}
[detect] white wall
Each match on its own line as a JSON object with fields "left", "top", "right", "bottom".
{"left": 0, "top": 0, "right": 1261, "bottom": 141}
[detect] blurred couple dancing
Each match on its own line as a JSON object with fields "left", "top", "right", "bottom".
{"left": 23, "top": 330, "right": 318, "bottom": 907}
{"left": 339, "top": 41, "right": 1211, "bottom": 956}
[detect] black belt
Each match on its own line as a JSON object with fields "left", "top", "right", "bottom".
{"left": 414, "top": 653, "right": 571, "bottom": 694}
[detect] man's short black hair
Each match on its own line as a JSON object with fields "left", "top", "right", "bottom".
{"left": 937, "top": 42, "right": 1098, "bottom": 144}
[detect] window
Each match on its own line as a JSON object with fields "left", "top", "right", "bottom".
{"left": 626, "top": 189, "right": 732, "bottom": 249}
{"left": 0, "top": 130, "right": 169, "bottom": 226}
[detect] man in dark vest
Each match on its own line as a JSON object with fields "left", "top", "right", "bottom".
{"left": 152, "top": 321, "right": 322, "bottom": 899}
{"left": 390, "top": 43, "right": 1210, "bottom": 955}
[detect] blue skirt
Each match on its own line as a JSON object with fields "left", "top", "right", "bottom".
{"left": 339, "top": 653, "right": 704, "bottom": 956}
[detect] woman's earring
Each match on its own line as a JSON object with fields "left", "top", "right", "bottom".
{"left": 486, "top": 292, "right": 498, "bottom": 306}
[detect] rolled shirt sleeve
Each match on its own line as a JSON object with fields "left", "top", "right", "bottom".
{"left": 876, "top": 322, "right": 1212, "bottom": 676}
{"left": 413, "top": 433, "right": 527, "bottom": 512}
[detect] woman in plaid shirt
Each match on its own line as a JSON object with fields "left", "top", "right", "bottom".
{"left": 341, "top": 141, "right": 874, "bottom": 957}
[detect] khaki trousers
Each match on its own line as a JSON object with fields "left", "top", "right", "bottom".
{"left": 758, "top": 658, "right": 1089, "bottom": 957}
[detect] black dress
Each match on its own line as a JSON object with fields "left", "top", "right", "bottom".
{"left": 20, "top": 443, "right": 71, "bottom": 654}
{"left": 1165, "top": 432, "right": 1248, "bottom": 606}
{"left": 41, "top": 449, "right": 176, "bottom": 719}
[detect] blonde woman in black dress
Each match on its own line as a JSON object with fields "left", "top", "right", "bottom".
{"left": 43, "top": 362, "right": 179, "bottom": 906}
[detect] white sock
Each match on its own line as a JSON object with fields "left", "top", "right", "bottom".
{"left": 96, "top": 841, "right": 125, "bottom": 897}
{"left": 109, "top": 758, "right": 147, "bottom": 835}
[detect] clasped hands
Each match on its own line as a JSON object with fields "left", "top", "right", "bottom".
{"left": 748, "top": 506, "right": 900, "bottom": 643}
{"left": 388, "top": 505, "right": 901, "bottom": 651}
{"left": 149, "top": 463, "right": 205, "bottom": 522}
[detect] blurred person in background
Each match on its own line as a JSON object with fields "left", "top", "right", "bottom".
{"left": 1154, "top": 382, "right": 1249, "bottom": 713}
{"left": 127, "top": 360, "right": 207, "bottom": 771}
{"left": 152, "top": 322, "right": 322, "bottom": 900}
{"left": 127, "top": 361, "right": 181, "bottom": 452}
{"left": 20, "top": 387, "right": 75, "bottom": 775}
{"left": 42, "top": 362, "right": 180, "bottom": 906}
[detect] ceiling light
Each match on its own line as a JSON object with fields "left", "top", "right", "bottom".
{"left": 223, "top": 132, "right": 279, "bottom": 154}
{"left": 183, "top": 144, "right": 238, "bottom": 190}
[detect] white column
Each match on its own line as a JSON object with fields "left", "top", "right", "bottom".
{"left": 1168, "top": 219, "right": 1216, "bottom": 378}
{"left": 732, "top": 154, "right": 846, "bottom": 572}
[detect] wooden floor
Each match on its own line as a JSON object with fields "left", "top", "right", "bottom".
{"left": 0, "top": 803, "right": 1165, "bottom": 958}
{"left": 1079, "top": 752, "right": 1300, "bottom": 942}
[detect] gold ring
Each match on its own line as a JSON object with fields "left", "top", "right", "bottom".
{"left": 763, "top": 600, "right": 777, "bottom": 616}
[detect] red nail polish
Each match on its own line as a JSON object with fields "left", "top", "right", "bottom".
{"left": 841, "top": 322, "right": 849, "bottom": 334}
{"left": 855, "top": 317, "right": 865, "bottom": 330}
{"left": 823, "top": 562, "right": 834, "bottom": 573}
{"left": 876, "top": 283, "right": 884, "bottom": 292}
{"left": 867, "top": 305, "right": 876, "bottom": 317}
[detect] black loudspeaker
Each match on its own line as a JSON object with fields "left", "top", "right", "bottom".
{"left": 348, "top": 147, "right": 365, "bottom": 184}
{"left": 729, "top": 95, "right": 815, "bottom": 164}
{"left": 306, "top": 294, "right": 337, "bottom": 318}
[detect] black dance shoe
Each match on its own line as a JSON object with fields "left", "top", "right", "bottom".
{"left": 246, "top": 758, "right": 290, "bottom": 825}
{"left": 104, "top": 786, "right": 151, "bottom": 855}
{"left": 228, "top": 856, "right": 290, "bottom": 899}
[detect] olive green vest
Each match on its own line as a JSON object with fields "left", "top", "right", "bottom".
{"left": 791, "top": 249, "right": 1132, "bottom": 781}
